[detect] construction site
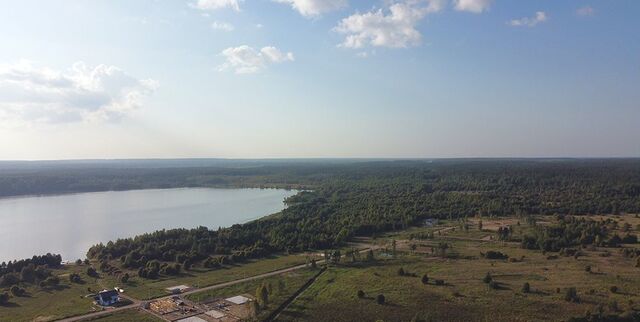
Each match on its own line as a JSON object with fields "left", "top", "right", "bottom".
{"left": 144, "top": 294, "right": 255, "bottom": 322}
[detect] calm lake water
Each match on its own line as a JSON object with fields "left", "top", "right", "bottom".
{"left": 0, "top": 188, "right": 297, "bottom": 262}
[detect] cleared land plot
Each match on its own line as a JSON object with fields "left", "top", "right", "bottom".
{"left": 280, "top": 216, "right": 640, "bottom": 322}
{"left": 186, "top": 267, "right": 319, "bottom": 320}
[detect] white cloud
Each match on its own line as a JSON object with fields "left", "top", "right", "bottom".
{"left": 0, "top": 60, "right": 157, "bottom": 124}
{"left": 453, "top": 0, "right": 493, "bottom": 13}
{"left": 191, "top": 0, "right": 241, "bottom": 11}
{"left": 334, "top": 0, "right": 445, "bottom": 49}
{"left": 273, "top": 0, "right": 347, "bottom": 17}
{"left": 218, "top": 46, "right": 294, "bottom": 74}
{"left": 508, "top": 11, "right": 548, "bottom": 27}
{"left": 576, "top": 6, "right": 595, "bottom": 17}
{"left": 211, "top": 21, "right": 235, "bottom": 31}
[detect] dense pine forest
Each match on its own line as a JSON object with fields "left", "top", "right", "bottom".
{"left": 73, "top": 159, "right": 640, "bottom": 275}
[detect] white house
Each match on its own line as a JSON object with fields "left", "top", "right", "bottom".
{"left": 96, "top": 289, "right": 119, "bottom": 306}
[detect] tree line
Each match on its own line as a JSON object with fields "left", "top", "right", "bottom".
{"left": 84, "top": 160, "right": 640, "bottom": 278}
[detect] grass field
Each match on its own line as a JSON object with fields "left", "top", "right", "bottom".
{"left": 279, "top": 215, "right": 640, "bottom": 322}
{"left": 99, "top": 253, "right": 315, "bottom": 300}
{"left": 0, "top": 264, "right": 108, "bottom": 322}
{"left": 85, "top": 309, "right": 162, "bottom": 322}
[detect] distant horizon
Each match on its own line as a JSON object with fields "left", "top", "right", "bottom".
{"left": 1, "top": 156, "right": 640, "bottom": 163}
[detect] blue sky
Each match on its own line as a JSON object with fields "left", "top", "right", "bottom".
{"left": 0, "top": 0, "right": 638, "bottom": 159}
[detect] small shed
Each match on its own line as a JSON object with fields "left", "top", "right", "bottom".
{"left": 225, "top": 295, "right": 250, "bottom": 305}
{"left": 176, "top": 317, "right": 207, "bottom": 322}
{"left": 166, "top": 285, "right": 191, "bottom": 294}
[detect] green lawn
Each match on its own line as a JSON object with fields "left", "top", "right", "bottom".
{"left": 0, "top": 264, "right": 107, "bottom": 322}
{"left": 0, "top": 254, "right": 315, "bottom": 321}
{"left": 101, "top": 253, "right": 316, "bottom": 300}
{"left": 85, "top": 309, "right": 162, "bottom": 322}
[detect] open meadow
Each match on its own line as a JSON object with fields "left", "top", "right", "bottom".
{"left": 279, "top": 215, "right": 640, "bottom": 322}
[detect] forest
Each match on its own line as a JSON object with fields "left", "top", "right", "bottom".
{"left": 79, "top": 159, "right": 640, "bottom": 277}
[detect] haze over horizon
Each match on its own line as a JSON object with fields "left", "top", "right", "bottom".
{"left": 1, "top": 0, "right": 639, "bottom": 160}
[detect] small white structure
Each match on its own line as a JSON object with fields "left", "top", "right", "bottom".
{"left": 166, "top": 285, "right": 190, "bottom": 294}
{"left": 176, "top": 317, "right": 207, "bottom": 322}
{"left": 205, "top": 310, "right": 226, "bottom": 319}
{"left": 425, "top": 218, "right": 439, "bottom": 227}
{"left": 225, "top": 295, "right": 250, "bottom": 305}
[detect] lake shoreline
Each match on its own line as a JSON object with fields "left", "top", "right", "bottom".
{"left": 0, "top": 187, "right": 298, "bottom": 262}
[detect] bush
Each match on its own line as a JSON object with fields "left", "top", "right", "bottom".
{"left": 0, "top": 273, "right": 20, "bottom": 287}
{"left": 435, "top": 279, "right": 445, "bottom": 286}
{"left": 357, "top": 290, "right": 365, "bottom": 298}
{"left": 609, "top": 300, "right": 619, "bottom": 312}
{"left": 86, "top": 267, "right": 97, "bottom": 277}
{"left": 483, "top": 272, "right": 492, "bottom": 284}
{"left": 44, "top": 276, "right": 60, "bottom": 287}
{"left": 522, "top": 282, "right": 530, "bottom": 293}
{"left": 610, "top": 286, "right": 618, "bottom": 294}
{"left": 10, "top": 286, "right": 25, "bottom": 297}
{"left": 483, "top": 251, "right": 509, "bottom": 260}
{"left": 376, "top": 294, "right": 385, "bottom": 305}
{"left": 69, "top": 273, "right": 82, "bottom": 283}
{"left": 564, "top": 287, "right": 579, "bottom": 302}
{"left": 421, "top": 274, "right": 429, "bottom": 285}
{"left": 397, "top": 267, "right": 405, "bottom": 276}
{"left": 0, "top": 292, "right": 9, "bottom": 305}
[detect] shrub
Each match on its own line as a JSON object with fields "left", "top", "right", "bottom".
{"left": 376, "top": 294, "right": 385, "bottom": 305}
{"left": 69, "top": 273, "right": 82, "bottom": 283}
{"left": 75, "top": 259, "right": 83, "bottom": 266}
{"left": 44, "top": 276, "right": 60, "bottom": 287}
{"left": 522, "top": 282, "right": 530, "bottom": 293}
{"left": 483, "top": 251, "right": 509, "bottom": 260}
{"left": 10, "top": 286, "right": 25, "bottom": 297}
{"left": 0, "top": 292, "right": 9, "bottom": 305}
{"left": 483, "top": 272, "right": 492, "bottom": 284}
{"left": 435, "top": 279, "right": 445, "bottom": 286}
{"left": 609, "top": 300, "right": 619, "bottom": 312}
{"left": 397, "top": 267, "right": 405, "bottom": 276}
{"left": 564, "top": 287, "right": 579, "bottom": 302}
{"left": 584, "top": 265, "right": 591, "bottom": 273}
{"left": 86, "top": 267, "right": 97, "bottom": 277}
{"left": 357, "top": 290, "right": 365, "bottom": 298}
{"left": 610, "top": 286, "right": 618, "bottom": 294}
{"left": 0, "top": 273, "right": 20, "bottom": 287}
{"left": 421, "top": 274, "right": 429, "bottom": 285}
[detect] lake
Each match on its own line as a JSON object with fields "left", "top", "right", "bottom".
{"left": 0, "top": 188, "right": 297, "bottom": 262}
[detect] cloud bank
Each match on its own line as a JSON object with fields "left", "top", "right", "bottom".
{"left": 334, "top": 0, "right": 446, "bottom": 49}
{"left": 0, "top": 60, "right": 157, "bottom": 124}
{"left": 508, "top": 11, "right": 548, "bottom": 27}
{"left": 218, "top": 46, "right": 294, "bottom": 74}
{"left": 274, "top": 0, "right": 347, "bottom": 17}
{"left": 191, "top": 0, "right": 241, "bottom": 11}
{"left": 453, "top": 0, "right": 493, "bottom": 13}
